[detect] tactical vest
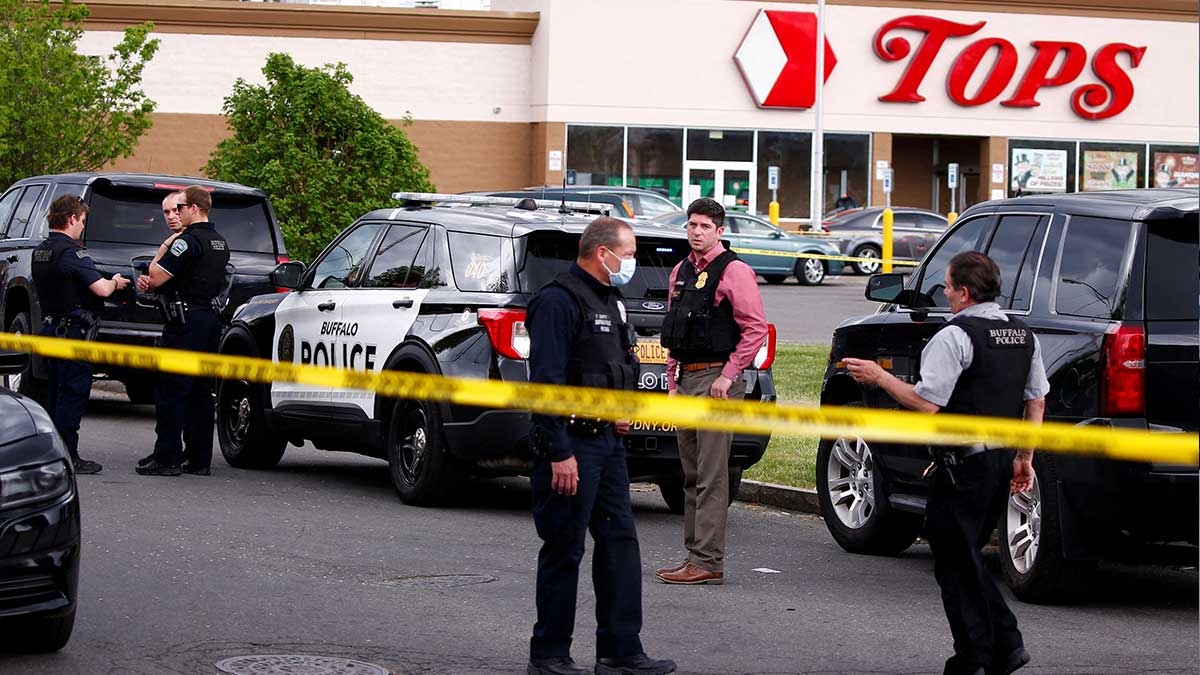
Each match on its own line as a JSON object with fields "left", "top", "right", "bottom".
{"left": 32, "top": 233, "right": 100, "bottom": 316}
{"left": 162, "top": 223, "right": 230, "bottom": 304}
{"left": 660, "top": 249, "right": 741, "bottom": 363}
{"left": 940, "top": 315, "right": 1035, "bottom": 419}
{"left": 548, "top": 272, "right": 639, "bottom": 391}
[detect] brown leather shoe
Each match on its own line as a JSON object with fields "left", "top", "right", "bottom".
{"left": 654, "top": 560, "right": 689, "bottom": 578}
{"left": 657, "top": 563, "right": 723, "bottom": 585}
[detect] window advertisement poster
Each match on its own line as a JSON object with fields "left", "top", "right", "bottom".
{"left": 1011, "top": 148, "right": 1068, "bottom": 193}
{"left": 1153, "top": 152, "right": 1200, "bottom": 187}
{"left": 1082, "top": 151, "right": 1139, "bottom": 190}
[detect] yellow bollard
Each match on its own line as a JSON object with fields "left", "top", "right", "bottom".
{"left": 882, "top": 207, "right": 894, "bottom": 273}
{"left": 947, "top": 211, "right": 958, "bottom": 226}
{"left": 769, "top": 200, "right": 780, "bottom": 226}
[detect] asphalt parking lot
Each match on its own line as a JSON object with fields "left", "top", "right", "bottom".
{"left": 757, "top": 274, "right": 879, "bottom": 344}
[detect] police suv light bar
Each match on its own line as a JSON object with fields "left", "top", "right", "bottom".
{"left": 391, "top": 192, "right": 613, "bottom": 215}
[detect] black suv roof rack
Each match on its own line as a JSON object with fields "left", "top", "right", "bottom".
{"left": 391, "top": 191, "right": 612, "bottom": 216}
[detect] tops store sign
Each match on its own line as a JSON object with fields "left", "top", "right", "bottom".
{"left": 735, "top": 10, "right": 1146, "bottom": 121}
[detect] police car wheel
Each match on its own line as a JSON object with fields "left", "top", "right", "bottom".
{"left": 217, "top": 376, "right": 286, "bottom": 469}
{"left": 851, "top": 246, "right": 881, "bottom": 275}
{"left": 386, "top": 398, "right": 456, "bottom": 505}
{"left": 815, "top": 424, "right": 922, "bottom": 556}
{"left": 657, "top": 468, "right": 743, "bottom": 514}
{"left": 5, "top": 311, "right": 47, "bottom": 403}
{"left": 999, "top": 453, "right": 1094, "bottom": 603}
{"left": 796, "top": 258, "right": 826, "bottom": 286}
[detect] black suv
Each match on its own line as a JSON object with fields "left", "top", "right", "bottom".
{"left": 818, "top": 188, "right": 1198, "bottom": 603}
{"left": 0, "top": 173, "right": 288, "bottom": 403}
{"left": 216, "top": 193, "right": 776, "bottom": 509}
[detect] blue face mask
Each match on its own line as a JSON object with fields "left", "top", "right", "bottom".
{"left": 603, "top": 248, "right": 637, "bottom": 286}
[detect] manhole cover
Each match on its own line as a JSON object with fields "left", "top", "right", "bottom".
{"left": 215, "top": 654, "right": 390, "bottom": 675}
{"left": 378, "top": 573, "right": 497, "bottom": 589}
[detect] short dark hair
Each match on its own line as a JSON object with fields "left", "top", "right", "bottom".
{"left": 47, "top": 194, "right": 88, "bottom": 230}
{"left": 578, "top": 216, "right": 632, "bottom": 259}
{"left": 182, "top": 185, "right": 212, "bottom": 212}
{"left": 686, "top": 198, "right": 725, "bottom": 227}
{"left": 947, "top": 251, "right": 1001, "bottom": 302}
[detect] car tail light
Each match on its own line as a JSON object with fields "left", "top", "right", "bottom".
{"left": 752, "top": 324, "right": 777, "bottom": 370}
{"left": 1101, "top": 323, "right": 1145, "bottom": 416}
{"left": 478, "top": 308, "right": 529, "bottom": 360}
{"left": 275, "top": 254, "right": 291, "bottom": 293}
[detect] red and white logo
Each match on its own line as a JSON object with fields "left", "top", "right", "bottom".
{"left": 734, "top": 10, "right": 837, "bottom": 109}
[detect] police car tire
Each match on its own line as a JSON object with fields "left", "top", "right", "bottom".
{"left": 122, "top": 377, "right": 156, "bottom": 405}
{"left": 815, "top": 421, "right": 922, "bottom": 556}
{"left": 1, "top": 608, "right": 75, "bottom": 652}
{"left": 6, "top": 311, "right": 48, "bottom": 404}
{"left": 385, "top": 397, "right": 456, "bottom": 506}
{"left": 216, "top": 364, "right": 286, "bottom": 469}
{"left": 999, "top": 453, "right": 1094, "bottom": 604}
{"left": 657, "top": 468, "right": 742, "bottom": 514}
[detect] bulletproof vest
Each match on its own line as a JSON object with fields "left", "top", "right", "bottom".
{"left": 164, "top": 223, "right": 230, "bottom": 304}
{"left": 32, "top": 233, "right": 101, "bottom": 316}
{"left": 660, "top": 249, "right": 741, "bottom": 363}
{"left": 548, "top": 272, "right": 639, "bottom": 391}
{"left": 941, "top": 315, "right": 1035, "bottom": 419}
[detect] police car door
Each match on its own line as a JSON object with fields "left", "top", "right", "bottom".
{"left": 332, "top": 222, "right": 432, "bottom": 416}
{"left": 271, "top": 222, "right": 385, "bottom": 409}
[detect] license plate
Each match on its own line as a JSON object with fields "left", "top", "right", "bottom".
{"left": 635, "top": 339, "right": 668, "bottom": 364}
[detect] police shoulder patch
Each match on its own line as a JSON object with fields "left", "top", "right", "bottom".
{"left": 169, "top": 238, "right": 189, "bottom": 257}
{"left": 75, "top": 249, "right": 91, "bottom": 259}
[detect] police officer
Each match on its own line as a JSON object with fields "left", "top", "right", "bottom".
{"left": 844, "top": 251, "right": 1047, "bottom": 675}
{"left": 31, "top": 194, "right": 130, "bottom": 474}
{"left": 134, "top": 185, "right": 229, "bottom": 477}
{"left": 526, "top": 216, "right": 675, "bottom": 675}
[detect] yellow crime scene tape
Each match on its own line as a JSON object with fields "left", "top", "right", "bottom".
{"left": 0, "top": 333, "right": 1195, "bottom": 466}
{"left": 730, "top": 247, "right": 921, "bottom": 267}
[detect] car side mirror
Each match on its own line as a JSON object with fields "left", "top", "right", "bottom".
{"left": 865, "top": 273, "right": 908, "bottom": 303}
{"left": 270, "top": 261, "right": 308, "bottom": 290}
{"left": 770, "top": 230, "right": 784, "bottom": 239}
{"left": 0, "top": 350, "right": 29, "bottom": 376}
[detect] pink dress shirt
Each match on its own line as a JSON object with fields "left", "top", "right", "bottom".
{"left": 665, "top": 242, "right": 769, "bottom": 393}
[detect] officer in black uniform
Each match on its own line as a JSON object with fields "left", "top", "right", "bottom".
{"left": 525, "top": 216, "right": 675, "bottom": 675}
{"left": 134, "top": 186, "right": 230, "bottom": 477}
{"left": 31, "top": 194, "right": 130, "bottom": 474}
{"left": 844, "top": 251, "right": 1048, "bottom": 675}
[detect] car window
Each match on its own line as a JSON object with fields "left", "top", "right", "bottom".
{"left": 735, "top": 216, "right": 778, "bottom": 237}
{"left": 893, "top": 212, "right": 918, "bottom": 228}
{"left": 916, "top": 213, "right": 946, "bottom": 229}
{"left": 85, "top": 188, "right": 277, "bottom": 253}
{"left": 363, "top": 224, "right": 428, "bottom": 289}
{"left": 310, "top": 223, "right": 384, "bottom": 289}
{"left": 1144, "top": 217, "right": 1198, "bottom": 320}
{"left": 823, "top": 210, "right": 872, "bottom": 231}
{"left": 629, "top": 192, "right": 680, "bottom": 218}
{"left": 0, "top": 188, "right": 24, "bottom": 238}
{"left": 1054, "top": 216, "right": 1132, "bottom": 319}
{"left": 916, "top": 216, "right": 991, "bottom": 308}
{"left": 449, "top": 231, "right": 515, "bottom": 292}
{"left": 8, "top": 185, "right": 46, "bottom": 239}
{"left": 984, "top": 214, "right": 1045, "bottom": 310}
{"left": 519, "top": 231, "right": 688, "bottom": 301}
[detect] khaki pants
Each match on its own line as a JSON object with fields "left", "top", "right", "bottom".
{"left": 675, "top": 366, "right": 744, "bottom": 573}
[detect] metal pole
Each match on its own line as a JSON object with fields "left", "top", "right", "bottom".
{"left": 809, "top": 0, "right": 825, "bottom": 232}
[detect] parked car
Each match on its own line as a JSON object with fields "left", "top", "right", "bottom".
{"left": 216, "top": 192, "right": 776, "bottom": 511}
{"left": 0, "top": 173, "right": 288, "bottom": 404}
{"left": 654, "top": 211, "right": 844, "bottom": 285}
{"left": 492, "top": 185, "right": 684, "bottom": 221}
{"left": 818, "top": 188, "right": 1198, "bottom": 603}
{"left": 0, "top": 351, "right": 80, "bottom": 652}
{"left": 822, "top": 206, "right": 948, "bottom": 274}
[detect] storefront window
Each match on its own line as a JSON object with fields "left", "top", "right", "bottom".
{"left": 686, "top": 129, "right": 753, "bottom": 162}
{"left": 1008, "top": 139, "right": 1077, "bottom": 196}
{"left": 628, "top": 127, "right": 684, "bottom": 205}
{"left": 755, "top": 131, "right": 811, "bottom": 219}
{"left": 1149, "top": 143, "right": 1199, "bottom": 188}
{"left": 824, "top": 134, "right": 870, "bottom": 215}
{"left": 566, "top": 125, "right": 623, "bottom": 187}
{"left": 1079, "top": 142, "right": 1145, "bottom": 190}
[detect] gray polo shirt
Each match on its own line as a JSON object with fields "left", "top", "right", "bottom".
{"left": 913, "top": 302, "right": 1050, "bottom": 408}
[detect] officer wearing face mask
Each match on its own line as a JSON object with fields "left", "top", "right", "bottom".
{"left": 525, "top": 216, "right": 676, "bottom": 675}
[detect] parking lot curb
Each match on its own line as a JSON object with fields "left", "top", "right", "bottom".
{"left": 737, "top": 479, "right": 820, "bottom": 515}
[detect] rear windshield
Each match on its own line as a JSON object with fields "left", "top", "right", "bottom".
{"left": 85, "top": 187, "right": 277, "bottom": 254}
{"left": 1145, "top": 215, "right": 1199, "bottom": 320}
{"left": 519, "top": 231, "right": 689, "bottom": 300}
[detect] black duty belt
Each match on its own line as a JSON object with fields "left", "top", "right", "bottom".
{"left": 922, "top": 444, "right": 987, "bottom": 486}
{"left": 564, "top": 415, "right": 611, "bottom": 438}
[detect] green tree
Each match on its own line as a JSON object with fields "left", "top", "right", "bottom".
{"left": 205, "top": 53, "right": 434, "bottom": 263}
{"left": 0, "top": 0, "right": 159, "bottom": 188}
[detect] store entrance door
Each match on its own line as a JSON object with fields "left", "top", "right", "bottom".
{"left": 683, "top": 161, "right": 756, "bottom": 213}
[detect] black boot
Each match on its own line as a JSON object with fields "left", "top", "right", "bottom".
{"left": 527, "top": 657, "right": 590, "bottom": 675}
{"left": 595, "top": 653, "right": 677, "bottom": 675}
{"left": 71, "top": 457, "right": 103, "bottom": 475}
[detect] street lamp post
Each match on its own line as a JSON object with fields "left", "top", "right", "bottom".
{"left": 809, "top": 0, "right": 826, "bottom": 232}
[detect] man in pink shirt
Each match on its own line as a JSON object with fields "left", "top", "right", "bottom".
{"left": 657, "top": 198, "right": 768, "bottom": 585}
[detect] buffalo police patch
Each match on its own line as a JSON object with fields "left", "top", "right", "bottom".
{"left": 170, "top": 238, "right": 189, "bottom": 257}
{"left": 278, "top": 324, "right": 295, "bottom": 363}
